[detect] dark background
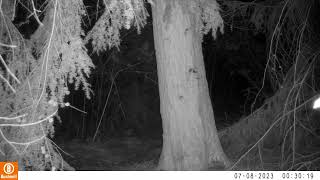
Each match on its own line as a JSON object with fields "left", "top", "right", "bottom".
{"left": 10, "top": 0, "right": 315, "bottom": 142}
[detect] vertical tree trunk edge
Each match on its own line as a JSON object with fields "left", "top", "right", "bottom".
{"left": 152, "top": 0, "right": 230, "bottom": 170}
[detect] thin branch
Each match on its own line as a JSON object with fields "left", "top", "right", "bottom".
{"left": 92, "top": 62, "right": 142, "bottom": 141}
{"left": 0, "top": 127, "right": 45, "bottom": 155}
{"left": 0, "top": 109, "right": 57, "bottom": 127}
{"left": 0, "top": 53, "right": 21, "bottom": 84}
{"left": 47, "top": 138, "right": 74, "bottom": 158}
{"left": 32, "top": 0, "right": 58, "bottom": 121}
{"left": 11, "top": 0, "right": 16, "bottom": 20}
{"left": 64, "top": 102, "right": 87, "bottom": 114}
{"left": 0, "top": 73, "right": 16, "bottom": 93}
{"left": 0, "top": 42, "right": 17, "bottom": 48}
{"left": 230, "top": 95, "right": 318, "bottom": 170}
{"left": 251, "top": 0, "right": 289, "bottom": 112}
{"left": 30, "top": 0, "right": 43, "bottom": 26}
{"left": 0, "top": 113, "right": 27, "bottom": 121}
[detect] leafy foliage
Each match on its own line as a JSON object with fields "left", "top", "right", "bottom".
{"left": 85, "top": 0, "right": 148, "bottom": 53}
{"left": 0, "top": 0, "right": 93, "bottom": 170}
{"left": 200, "top": 0, "right": 224, "bottom": 39}
{"left": 179, "top": 0, "right": 224, "bottom": 40}
{"left": 0, "top": 0, "right": 151, "bottom": 170}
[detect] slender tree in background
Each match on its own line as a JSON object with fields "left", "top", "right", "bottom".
{"left": 152, "top": 0, "right": 229, "bottom": 170}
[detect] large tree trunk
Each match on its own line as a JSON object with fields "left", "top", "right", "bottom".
{"left": 152, "top": 0, "right": 229, "bottom": 170}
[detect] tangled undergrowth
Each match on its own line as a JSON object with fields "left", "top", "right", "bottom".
{"left": 219, "top": 0, "right": 320, "bottom": 170}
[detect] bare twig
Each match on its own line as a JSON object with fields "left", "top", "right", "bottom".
{"left": 30, "top": 0, "right": 43, "bottom": 26}
{"left": 251, "top": 0, "right": 290, "bottom": 112}
{"left": 0, "top": 109, "right": 57, "bottom": 127}
{"left": 230, "top": 95, "right": 318, "bottom": 170}
{"left": 92, "top": 62, "right": 142, "bottom": 141}
{"left": 0, "top": 113, "right": 27, "bottom": 121}
{"left": 64, "top": 102, "right": 87, "bottom": 114}
{"left": 0, "top": 54, "right": 21, "bottom": 84}
{"left": 0, "top": 42, "right": 17, "bottom": 48}
{"left": 0, "top": 73, "right": 16, "bottom": 93}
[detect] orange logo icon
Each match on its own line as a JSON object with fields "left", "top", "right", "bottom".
{"left": 0, "top": 162, "right": 18, "bottom": 180}
{"left": 4, "top": 163, "right": 14, "bottom": 174}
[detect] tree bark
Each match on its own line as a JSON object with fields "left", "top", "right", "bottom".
{"left": 152, "top": 0, "right": 229, "bottom": 170}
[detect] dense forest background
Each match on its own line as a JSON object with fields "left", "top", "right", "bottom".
{"left": 1, "top": 0, "right": 320, "bottom": 170}
{"left": 54, "top": 2, "right": 269, "bottom": 140}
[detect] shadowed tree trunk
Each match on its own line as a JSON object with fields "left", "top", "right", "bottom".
{"left": 152, "top": 0, "right": 230, "bottom": 170}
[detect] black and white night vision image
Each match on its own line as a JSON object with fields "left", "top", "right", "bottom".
{"left": 1, "top": 0, "right": 320, "bottom": 171}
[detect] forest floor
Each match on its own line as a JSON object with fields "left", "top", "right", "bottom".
{"left": 56, "top": 135, "right": 281, "bottom": 170}
{"left": 56, "top": 133, "right": 320, "bottom": 171}
{"left": 57, "top": 137, "right": 162, "bottom": 170}
{"left": 57, "top": 135, "right": 320, "bottom": 171}
{"left": 55, "top": 110, "right": 320, "bottom": 171}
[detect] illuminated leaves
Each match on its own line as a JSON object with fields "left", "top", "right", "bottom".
{"left": 85, "top": 0, "right": 148, "bottom": 53}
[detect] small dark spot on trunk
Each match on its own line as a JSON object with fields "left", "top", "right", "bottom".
{"left": 188, "top": 68, "right": 198, "bottom": 73}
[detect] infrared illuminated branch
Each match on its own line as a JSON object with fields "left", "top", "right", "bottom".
{"left": 0, "top": 109, "right": 57, "bottom": 155}
{"left": 0, "top": 53, "right": 21, "bottom": 84}
{"left": 11, "top": 0, "right": 16, "bottom": 20}
{"left": 0, "top": 114, "right": 27, "bottom": 121}
{"left": 0, "top": 72, "right": 16, "bottom": 93}
{"left": 0, "top": 42, "right": 17, "bottom": 48}
{"left": 30, "top": 0, "right": 59, "bottom": 168}
{"left": 92, "top": 62, "right": 142, "bottom": 141}
{"left": 230, "top": 95, "right": 318, "bottom": 170}
{"left": 0, "top": 1, "right": 20, "bottom": 85}
{"left": 0, "top": 109, "right": 56, "bottom": 127}
{"left": 30, "top": 0, "right": 43, "bottom": 26}
{"left": 251, "top": 0, "right": 289, "bottom": 112}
